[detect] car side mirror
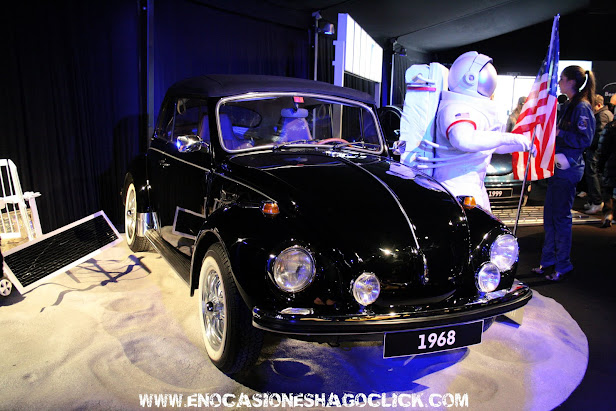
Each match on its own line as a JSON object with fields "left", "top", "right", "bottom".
{"left": 392, "top": 140, "right": 405, "bottom": 156}
{"left": 176, "top": 135, "right": 209, "bottom": 153}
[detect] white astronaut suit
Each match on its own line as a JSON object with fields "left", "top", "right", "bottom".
{"left": 432, "top": 52, "right": 532, "bottom": 211}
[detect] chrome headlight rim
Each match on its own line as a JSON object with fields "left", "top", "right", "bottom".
{"left": 352, "top": 272, "right": 381, "bottom": 306}
{"left": 489, "top": 233, "right": 519, "bottom": 272}
{"left": 475, "top": 261, "right": 501, "bottom": 293}
{"left": 270, "top": 245, "right": 316, "bottom": 293}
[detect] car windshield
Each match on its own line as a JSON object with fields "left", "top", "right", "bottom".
{"left": 217, "top": 93, "right": 383, "bottom": 153}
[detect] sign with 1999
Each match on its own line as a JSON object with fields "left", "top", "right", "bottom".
{"left": 383, "top": 321, "right": 484, "bottom": 358}
{"left": 488, "top": 188, "right": 513, "bottom": 198}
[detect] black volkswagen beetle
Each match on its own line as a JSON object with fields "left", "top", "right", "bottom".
{"left": 122, "top": 75, "right": 531, "bottom": 375}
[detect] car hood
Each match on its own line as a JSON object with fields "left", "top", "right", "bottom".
{"left": 226, "top": 150, "right": 471, "bottom": 305}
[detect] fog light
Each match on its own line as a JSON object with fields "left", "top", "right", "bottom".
{"left": 352, "top": 272, "right": 380, "bottom": 306}
{"left": 476, "top": 262, "right": 501, "bottom": 293}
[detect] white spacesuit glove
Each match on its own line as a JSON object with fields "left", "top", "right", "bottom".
{"left": 502, "top": 132, "right": 533, "bottom": 151}
{"left": 494, "top": 133, "right": 536, "bottom": 155}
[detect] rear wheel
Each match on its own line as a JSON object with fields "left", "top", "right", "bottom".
{"left": 198, "top": 243, "right": 263, "bottom": 374}
{"left": 124, "top": 177, "right": 149, "bottom": 252}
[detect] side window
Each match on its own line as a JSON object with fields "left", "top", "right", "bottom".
{"left": 172, "top": 98, "right": 209, "bottom": 143}
{"left": 153, "top": 100, "right": 175, "bottom": 141}
{"left": 361, "top": 111, "right": 379, "bottom": 144}
{"left": 153, "top": 97, "right": 209, "bottom": 143}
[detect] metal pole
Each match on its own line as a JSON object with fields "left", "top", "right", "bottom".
{"left": 313, "top": 13, "right": 320, "bottom": 81}
{"left": 313, "top": 27, "right": 319, "bottom": 81}
{"left": 513, "top": 126, "right": 537, "bottom": 236}
{"left": 390, "top": 53, "right": 395, "bottom": 106}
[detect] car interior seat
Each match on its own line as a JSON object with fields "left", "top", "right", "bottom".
{"left": 197, "top": 114, "right": 210, "bottom": 143}
{"left": 279, "top": 108, "right": 312, "bottom": 143}
{"left": 219, "top": 113, "right": 252, "bottom": 150}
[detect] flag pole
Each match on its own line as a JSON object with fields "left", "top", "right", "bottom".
{"left": 513, "top": 126, "right": 537, "bottom": 236}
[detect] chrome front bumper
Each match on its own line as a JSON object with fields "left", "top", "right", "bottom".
{"left": 252, "top": 281, "right": 532, "bottom": 336}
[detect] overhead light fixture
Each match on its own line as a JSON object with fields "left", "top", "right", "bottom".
{"left": 312, "top": 11, "right": 336, "bottom": 81}
{"left": 389, "top": 38, "right": 407, "bottom": 105}
{"left": 393, "top": 40, "right": 406, "bottom": 56}
{"left": 313, "top": 11, "right": 335, "bottom": 36}
{"left": 319, "top": 22, "right": 335, "bottom": 36}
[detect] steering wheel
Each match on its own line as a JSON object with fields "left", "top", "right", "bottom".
{"left": 317, "top": 138, "right": 349, "bottom": 145}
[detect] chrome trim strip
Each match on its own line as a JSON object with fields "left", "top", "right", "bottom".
{"left": 213, "top": 173, "right": 274, "bottom": 201}
{"left": 148, "top": 147, "right": 210, "bottom": 172}
{"left": 135, "top": 212, "right": 153, "bottom": 237}
{"left": 149, "top": 147, "right": 273, "bottom": 201}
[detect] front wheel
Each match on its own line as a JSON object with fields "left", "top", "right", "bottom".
{"left": 197, "top": 243, "right": 263, "bottom": 374}
{"left": 124, "top": 176, "right": 149, "bottom": 252}
{"left": 0, "top": 278, "right": 13, "bottom": 297}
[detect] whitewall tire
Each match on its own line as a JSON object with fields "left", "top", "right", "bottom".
{"left": 197, "top": 243, "right": 263, "bottom": 374}
{"left": 0, "top": 278, "right": 12, "bottom": 297}
{"left": 124, "top": 178, "right": 149, "bottom": 252}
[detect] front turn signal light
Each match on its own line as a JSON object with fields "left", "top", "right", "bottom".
{"left": 261, "top": 201, "right": 280, "bottom": 216}
{"left": 462, "top": 196, "right": 476, "bottom": 209}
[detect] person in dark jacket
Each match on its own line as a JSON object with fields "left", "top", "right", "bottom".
{"left": 582, "top": 94, "right": 614, "bottom": 214}
{"left": 506, "top": 96, "right": 527, "bottom": 132}
{"left": 597, "top": 117, "right": 616, "bottom": 227}
{"left": 532, "top": 65, "right": 596, "bottom": 281}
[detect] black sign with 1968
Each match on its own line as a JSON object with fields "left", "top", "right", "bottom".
{"left": 383, "top": 321, "right": 484, "bottom": 358}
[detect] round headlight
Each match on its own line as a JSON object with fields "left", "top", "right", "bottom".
{"left": 476, "top": 262, "right": 501, "bottom": 293}
{"left": 272, "top": 247, "right": 315, "bottom": 292}
{"left": 490, "top": 234, "right": 519, "bottom": 271}
{"left": 352, "top": 272, "right": 381, "bottom": 306}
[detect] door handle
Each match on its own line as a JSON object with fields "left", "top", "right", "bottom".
{"left": 159, "top": 159, "right": 170, "bottom": 168}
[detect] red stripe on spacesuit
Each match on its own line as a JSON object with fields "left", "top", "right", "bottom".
{"left": 446, "top": 119, "right": 477, "bottom": 139}
{"left": 406, "top": 86, "right": 437, "bottom": 91}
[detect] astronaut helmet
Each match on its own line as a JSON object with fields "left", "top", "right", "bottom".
{"left": 448, "top": 51, "right": 498, "bottom": 98}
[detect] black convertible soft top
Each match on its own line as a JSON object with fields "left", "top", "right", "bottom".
{"left": 165, "top": 74, "right": 375, "bottom": 105}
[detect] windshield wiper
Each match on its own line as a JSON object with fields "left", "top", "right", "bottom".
{"left": 272, "top": 139, "right": 314, "bottom": 151}
{"left": 331, "top": 141, "right": 381, "bottom": 151}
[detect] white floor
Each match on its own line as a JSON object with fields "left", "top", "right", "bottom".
{"left": 0, "top": 238, "right": 588, "bottom": 410}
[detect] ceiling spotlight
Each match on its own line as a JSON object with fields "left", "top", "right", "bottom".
{"left": 392, "top": 40, "right": 406, "bottom": 56}
{"left": 319, "top": 22, "right": 335, "bottom": 36}
{"left": 313, "top": 10, "right": 335, "bottom": 36}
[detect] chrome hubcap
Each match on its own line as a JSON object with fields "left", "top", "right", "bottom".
{"left": 125, "top": 188, "right": 136, "bottom": 241}
{"left": 0, "top": 279, "right": 12, "bottom": 297}
{"left": 202, "top": 268, "right": 225, "bottom": 351}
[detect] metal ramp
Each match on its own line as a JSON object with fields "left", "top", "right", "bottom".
{"left": 3, "top": 211, "right": 122, "bottom": 294}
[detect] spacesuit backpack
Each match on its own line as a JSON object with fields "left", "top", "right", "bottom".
{"left": 398, "top": 62, "right": 449, "bottom": 176}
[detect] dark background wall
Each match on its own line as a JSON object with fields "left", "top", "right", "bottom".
{"left": 1, "top": 0, "right": 309, "bottom": 233}
{"left": 1, "top": 0, "right": 142, "bottom": 234}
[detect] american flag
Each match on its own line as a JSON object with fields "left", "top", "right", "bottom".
{"left": 511, "top": 15, "right": 560, "bottom": 180}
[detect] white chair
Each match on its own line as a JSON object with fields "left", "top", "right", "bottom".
{"left": 0, "top": 159, "right": 42, "bottom": 241}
